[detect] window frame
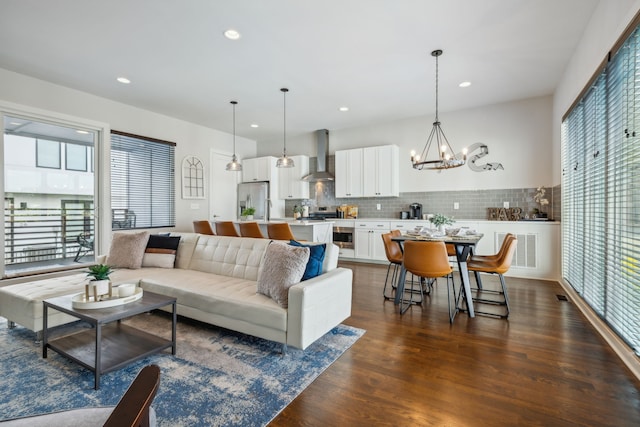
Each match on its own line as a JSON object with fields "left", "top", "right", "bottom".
{"left": 110, "top": 130, "right": 176, "bottom": 230}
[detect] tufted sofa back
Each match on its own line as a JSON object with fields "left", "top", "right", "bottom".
{"left": 169, "top": 232, "right": 339, "bottom": 280}
{"left": 185, "top": 234, "right": 270, "bottom": 281}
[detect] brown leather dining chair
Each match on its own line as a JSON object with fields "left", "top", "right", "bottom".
{"left": 215, "top": 221, "right": 240, "bottom": 237}
{"left": 267, "top": 223, "right": 296, "bottom": 240}
{"left": 466, "top": 235, "right": 517, "bottom": 318}
{"left": 239, "top": 222, "right": 266, "bottom": 238}
{"left": 402, "top": 240, "right": 457, "bottom": 321}
{"left": 381, "top": 230, "right": 403, "bottom": 300}
{"left": 193, "top": 220, "right": 215, "bottom": 235}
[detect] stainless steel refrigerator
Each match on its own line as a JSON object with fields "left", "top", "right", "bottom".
{"left": 237, "top": 182, "right": 270, "bottom": 220}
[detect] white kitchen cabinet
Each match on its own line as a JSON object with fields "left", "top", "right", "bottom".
{"left": 335, "top": 148, "right": 363, "bottom": 198}
{"left": 354, "top": 221, "right": 390, "bottom": 261}
{"left": 363, "top": 145, "right": 399, "bottom": 197}
{"left": 241, "top": 156, "right": 276, "bottom": 182}
{"left": 278, "top": 155, "right": 309, "bottom": 199}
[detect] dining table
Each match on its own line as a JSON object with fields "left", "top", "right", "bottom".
{"left": 392, "top": 233, "right": 484, "bottom": 318}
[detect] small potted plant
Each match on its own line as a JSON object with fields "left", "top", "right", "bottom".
{"left": 86, "top": 264, "right": 113, "bottom": 301}
{"left": 429, "top": 213, "right": 455, "bottom": 233}
{"left": 293, "top": 205, "right": 304, "bottom": 219}
{"left": 241, "top": 207, "right": 255, "bottom": 221}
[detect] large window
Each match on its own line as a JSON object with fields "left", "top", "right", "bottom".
{"left": 110, "top": 131, "right": 175, "bottom": 229}
{"left": 562, "top": 22, "right": 640, "bottom": 355}
{"left": 3, "top": 114, "right": 96, "bottom": 277}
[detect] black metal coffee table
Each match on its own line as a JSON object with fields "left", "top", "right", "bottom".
{"left": 42, "top": 290, "right": 176, "bottom": 389}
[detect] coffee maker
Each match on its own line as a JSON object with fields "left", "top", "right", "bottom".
{"left": 410, "top": 203, "right": 423, "bottom": 220}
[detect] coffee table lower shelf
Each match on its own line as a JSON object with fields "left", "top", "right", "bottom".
{"left": 47, "top": 323, "right": 173, "bottom": 376}
{"left": 42, "top": 291, "right": 177, "bottom": 389}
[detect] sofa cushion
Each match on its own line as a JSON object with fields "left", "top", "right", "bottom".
{"left": 289, "top": 240, "right": 326, "bottom": 280}
{"left": 169, "top": 232, "right": 200, "bottom": 269}
{"left": 187, "top": 235, "right": 270, "bottom": 280}
{"left": 134, "top": 268, "right": 288, "bottom": 331}
{"left": 106, "top": 231, "right": 150, "bottom": 269}
{"left": 257, "top": 242, "right": 309, "bottom": 308}
{"left": 142, "top": 235, "right": 181, "bottom": 268}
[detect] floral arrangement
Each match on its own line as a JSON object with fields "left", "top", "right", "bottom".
{"left": 429, "top": 213, "right": 455, "bottom": 227}
{"left": 534, "top": 186, "right": 549, "bottom": 213}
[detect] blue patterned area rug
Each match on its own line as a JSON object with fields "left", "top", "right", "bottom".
{"left": 0, "top": 314, "right": 364, "bottom": 426}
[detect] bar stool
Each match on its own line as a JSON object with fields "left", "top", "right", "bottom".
{"left": 381, "top": 230, "right": 402, "bottom": 300}
{"left": 239, "top": 222, "right": 266, "bottom": 238}
{"left": 402, "top": 240, "right": 457, "bottom": 321}
{"left": 267, "top": 223, "right": 296, "bottom": 240}
{"left": 193, "top": 220, "right": 215, "bottom": 235}
{"left": 466, "top": 236, "right": 517, "bottom": 318}
{"left": 215, "top": 221, "right": 240, "bottom": 237}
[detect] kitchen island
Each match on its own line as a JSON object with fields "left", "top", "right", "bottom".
{"left": 234, "top": 219, "right": 333, "bottom": 243}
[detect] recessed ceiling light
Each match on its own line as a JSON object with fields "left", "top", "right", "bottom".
{"left": 250, "top": 124, "right": 259, "bottom": 128}
{"left": 224, "top": 29, "right": 241, "bottom": 40}
{"left": 339, "top": 106, "right": 349, "bottom": 112}
{"left": 117, "top": 77, "right": 131, "bottom": 84}
{"left": 459, "top": 81, "right": 471, "bottom": 88}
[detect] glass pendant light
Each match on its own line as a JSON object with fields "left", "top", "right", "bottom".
{"left": 226, "top": 100, "right": 242, "bottom": 171}
{"left": 276, "top": 88, "right": 294, "bottom": 168}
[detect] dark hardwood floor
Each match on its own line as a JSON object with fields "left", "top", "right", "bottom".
{"left": 271, "top": 261, "right": 640, "bottom": 426}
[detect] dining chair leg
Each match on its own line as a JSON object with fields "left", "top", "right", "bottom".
{"left": 468, "top": 272, "right": 510, "bottom": 318}
{"left": 383, "top": 263, "right": 399, "bottom": 300}
{"left": 446, "top": 273, "right": 458, "bottom": 323}
{"left": 399, "top": 273, "right": 425, "bottom": 314}
{"left": 499, "top": 273, "right": 511, "bottom": 317}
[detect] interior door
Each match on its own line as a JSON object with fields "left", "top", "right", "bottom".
{"left": 209, "top": 150, "right": 238, "bottom": 221}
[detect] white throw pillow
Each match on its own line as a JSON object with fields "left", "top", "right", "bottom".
{"left": 257, "top": 242, "right": 309, "bottom": 308}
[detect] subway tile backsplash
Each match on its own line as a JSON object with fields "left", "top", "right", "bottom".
{"left": 284, "top": 156, "right": 560, "bottom": 221}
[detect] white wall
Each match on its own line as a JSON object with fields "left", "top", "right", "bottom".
{"left": 259, "top": 95, "right": 554, "bottom": 192}
{"left": 553, "top": 0, "right": 640, "bottom": 183}
{"left": 0, "top": 68, "right": 257, "bottom": 234}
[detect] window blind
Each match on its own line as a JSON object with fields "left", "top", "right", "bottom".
{"left": 562, "top": 25, "right": 640, "bottom": 355}
{"left": 110, "top": 131, "right": 175, "bottom": 229}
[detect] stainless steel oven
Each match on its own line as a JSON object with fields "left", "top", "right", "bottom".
{"left": 333, "top": 226, "right": 354, "bottom": 249}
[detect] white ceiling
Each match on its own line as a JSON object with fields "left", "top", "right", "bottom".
{"left": 0, "top": 0, "right": 599, "bottom": 143}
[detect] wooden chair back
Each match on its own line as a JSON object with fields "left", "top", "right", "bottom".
{"left": 215, "top": 221, "right": 240, "bottom": 237}
{"left": 267, "top": 223, "right": 296, "bottom": 240}
{"left": 381, "top": 230, "right": 403, "bottom": 265}
{"left": 193, "top": 220, "right": 215, "bottom": 235}
{"left": 239, "top": 222, "right": 265, "bottom": 238}
{"left": 403, "top": 240, "right": 453, "bottom": 278}
{"left": 103, "top": 364, "right": 161, "bottom": 427}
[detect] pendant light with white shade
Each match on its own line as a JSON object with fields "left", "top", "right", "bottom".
{"left": 276, "top": 88, "right": 295, "bottom": 168}
{"left": 226, "top": 100, "right": 242, "bottom": 171}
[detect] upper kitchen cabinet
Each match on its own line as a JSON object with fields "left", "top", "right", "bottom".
{"left": 241, "top": 156, "right": 277, "bottom": 182}
{"left": 278, "top": 155, "right": 310, "bottom": 199}
{"left": 335, "top": 148, "right": 363, "bottom": 198}
{"left": 363, "top": 145, "right": 399, "bottom": 197}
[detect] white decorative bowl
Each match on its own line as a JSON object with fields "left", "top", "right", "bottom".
{"left": 116, "top": 283, "right": 137, "bottom": 297}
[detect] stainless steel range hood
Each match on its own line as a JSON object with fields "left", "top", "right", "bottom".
{"left": 302, "top": 129, "right": 335, "bottom": 182}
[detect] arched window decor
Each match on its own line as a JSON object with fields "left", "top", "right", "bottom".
{"left": 182, "top": 155, "right": 205, "bottom": 199}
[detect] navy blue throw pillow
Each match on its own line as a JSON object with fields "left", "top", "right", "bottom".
{"left": 289, "top": 240, "right": 326, "bottom": 280}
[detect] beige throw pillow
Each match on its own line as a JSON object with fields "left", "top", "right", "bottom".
{"left": 106, "top": 231, "right": 150, "bottom": 269}
{"left": 257, "top": 241, "right": 310, "bottom": 308}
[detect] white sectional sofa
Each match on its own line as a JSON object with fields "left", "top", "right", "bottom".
{"left": 0, "top": 233, "right": 353, "bottom": 350}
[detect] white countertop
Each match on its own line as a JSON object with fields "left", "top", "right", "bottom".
{"left": 236, "top": 219, "right": 333, "bottom": 226}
